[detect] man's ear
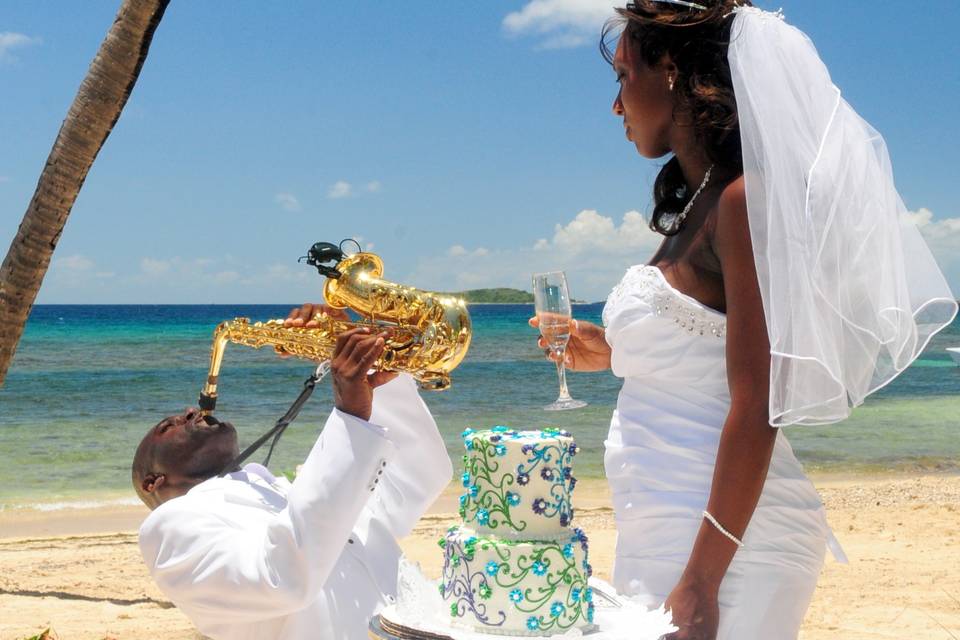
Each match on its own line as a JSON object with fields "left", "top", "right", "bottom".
{"left": 142, "top": 472, "right": 165, "bottom": 495}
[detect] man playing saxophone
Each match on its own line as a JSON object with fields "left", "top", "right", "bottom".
{"left": 132, "top": 304, "right": 453, "bottom": 640}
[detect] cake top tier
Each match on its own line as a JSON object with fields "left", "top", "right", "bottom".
{"left": 459, "top": 426, "right": 579, "bottom": 538}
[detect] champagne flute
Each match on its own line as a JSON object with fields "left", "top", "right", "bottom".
{"left": 532, "top": 271, "right": 587, "bottom": 411}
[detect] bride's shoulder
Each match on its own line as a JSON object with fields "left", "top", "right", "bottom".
{"left": 717, "top": 175, "right": 746, "bottom": 219}
{"left": 712, "top": 176, "right": 753, "bottom": 263}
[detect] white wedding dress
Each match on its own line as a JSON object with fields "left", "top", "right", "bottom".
{"left": 602, "top": 264, "right": 845, "bottom": 639}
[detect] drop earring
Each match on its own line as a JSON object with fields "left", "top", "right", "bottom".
{"left": 668, "top": 76, "right": 675, "bottom": 92}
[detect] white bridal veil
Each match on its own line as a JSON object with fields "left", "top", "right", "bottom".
{"left": 727, "top": 8, "right": 958, "bottom": 426}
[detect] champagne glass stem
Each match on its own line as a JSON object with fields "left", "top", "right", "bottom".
{"left": 554, "top": 350, "right": 573, "bottom": 402}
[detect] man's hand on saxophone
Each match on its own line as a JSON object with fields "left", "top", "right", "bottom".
{"left": 330, "top": 327, "right": 398, "bottom": 422}
{"left": 283, "top": 302, "right": 348, "bottom": 329}
{"left": 272, "top": 302, "right": 349, "bottom": 358}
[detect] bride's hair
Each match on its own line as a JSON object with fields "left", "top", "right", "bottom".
{"left": 601, "top": 0, "right": 750, "bottom": 235}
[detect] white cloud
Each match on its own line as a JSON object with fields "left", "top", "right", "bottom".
{"left": 55, "top": 254, "right": 94, "bottom": 272}
{"left": 44, "top": 254, "right": 113, "bottom": 293}
{"left": 907, "top": 207, "right": 960, "bottom": 238}
{"left": 0, "top": 32, "right": 41, "bottom": 63}
{"left": 140, "top": 257, "right": 171, "bottom": 276}
{"left": 905, "top": 208, "right": 960, "bottom": 296}
{"left": 365, "top": 180, "right": 382, "bottom": 193}
{"left": 328, "top": 180, "right": 353, "bottom": 199}
{"left": 275, "top": 192, "right": 302, "bottom": 212}
{"left": 503, "top": 0, "right": 616, "bottom": 49}
{"left": 211, "top": 270, "right": 239, "bottom": 285}
{"left": 409, "top": 208, "right": 660, "bottom": 301}
{"left": 447, "top": 245, "right": 490, "bottom": 258}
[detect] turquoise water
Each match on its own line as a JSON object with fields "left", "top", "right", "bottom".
{"left": 1, "top": 304, "right": 958, "bottom": 509}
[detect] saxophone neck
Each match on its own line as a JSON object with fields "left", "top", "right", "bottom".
{"left": 199, "top": 321, "right": 236, "bottom": 415}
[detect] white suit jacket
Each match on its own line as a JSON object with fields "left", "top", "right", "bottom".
{"left": 139, "top": 374, "right": 452, "bottom": 640}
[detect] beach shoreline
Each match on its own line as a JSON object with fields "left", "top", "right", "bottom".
{"left": 2, "top": 470, "right": 959, "bottom": 639}
{"left": 1, "top": 468, "right": 955, "bottom": 538}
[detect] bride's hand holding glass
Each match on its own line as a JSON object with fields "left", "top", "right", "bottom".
{"left": 528, "top": 316, "right": 611, "bottom": 372}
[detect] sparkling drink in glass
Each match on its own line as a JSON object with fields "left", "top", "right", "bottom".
{"left": 532, "top": 271, "right": 587, "bottom": 411}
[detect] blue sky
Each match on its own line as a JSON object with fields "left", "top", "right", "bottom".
{"left": 2, "top": 0, "right": 958, "bottom": 303}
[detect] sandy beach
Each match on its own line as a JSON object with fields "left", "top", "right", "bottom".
{"left": 2, "top": 473, "right": 959, "bottom": 640}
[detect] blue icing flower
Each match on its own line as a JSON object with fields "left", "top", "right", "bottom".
{"left": 509, "top": 589, "right": 523, "bottom": 603}
{"left": 563, "top": 466, "right": 572, "bottom": 480}
{"left": 517, "top": 471, "right": 530, "bottom": 486}
{"left": 461, "top": 427, "right": 474, "bottom": 439}
{"left": 507, "top": 492, "right": 521, "bottom": 507}
{"left": 571, "top": 587, "right": 582, "bottom": 602}
{"left": 526, "top": 617, "right": 540, "bottom": 631}
{"left": 540, "top": 467, "right": 554, "bottom": 481}
{"left": 461, "top": 472, "right": 470, "bottom": 487}
{"left": 585, "top": 587, "right": 593, "bottom": 603}
{"left": 495, "top": 444, "right": 507, "bottom": 457}
{"left": 550, "top": 602, "right": 565, "bottom": 618}
{"left": 562, "top": 543, "right": 574, "bottom": 558}
{"left": 492, "top": 425, "right": 509, "bottom": 433}
{"left": 559, "top": 512, "right": 569, "bottom": 527}
{"left": 469, "top": 484, "right": 479, "bottom": 498}
{"left": 532, "top": 561, "right": 547, "bottom": 576}
{"left": 476, "top": 508, "right": 489, "bottom": 525}
{"left": 531, "top": 498, "right": 547, "bottom": 515}
{"left": 569, "top": 477, "right": 578, "bottom": 491}
{"left": 521, "top": 443, "right": 533, "bottom": 454}
{"left": 567, "top": 442, "right": 578, "bottom": 456}
{"left": 489, "top": 434, "right": 501, "bottom": 443}
{"left": 465, "top": 438, "right": 474, "bottom": 451}
{"left": 485, "top": 561, "right": 500, "bottom": 576}
{"left": 587, "top": 603, "right": 595, "bottom": 623}
{"left": 459, "top": 495, "right": 467, "bottom": 507}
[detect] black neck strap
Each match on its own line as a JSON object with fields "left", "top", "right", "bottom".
{"left": 217, "top": 362, "right": 331, "bottom": 477}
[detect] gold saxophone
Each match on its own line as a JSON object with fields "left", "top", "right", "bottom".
{"left": 198, "top": 245, "right": 471, "bottom": 415}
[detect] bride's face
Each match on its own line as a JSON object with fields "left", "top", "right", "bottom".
{"left": 611, "top": 36, "right": 675, "bottom": 159}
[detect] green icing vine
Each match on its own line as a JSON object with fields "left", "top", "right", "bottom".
{"left": 461, "top": 434, "right": 527, "bottom": 533}
{"left": 482, "top": 533, "right": 592, "bottom": 632}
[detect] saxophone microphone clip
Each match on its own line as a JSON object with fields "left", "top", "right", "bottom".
{"left": 300, "top": 241, "right": 345, "bottom": 279}
{"left": 300, "top": 239, "right": 364, "bottom": 279}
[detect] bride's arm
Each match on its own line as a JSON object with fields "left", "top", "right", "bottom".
{"left": 664, "top": 177, "right": 778, "bottom": 638}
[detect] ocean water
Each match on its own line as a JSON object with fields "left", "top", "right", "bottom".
{"left": 1, "top": 304, "right": 958, "bottom": 510}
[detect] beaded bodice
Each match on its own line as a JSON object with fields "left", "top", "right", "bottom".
{"left": 603, "top": 265, "right": 730, "bottom": 397}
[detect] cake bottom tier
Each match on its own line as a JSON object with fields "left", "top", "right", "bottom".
{"left": 439, "top": 525, "right": 594, "bottom": 636}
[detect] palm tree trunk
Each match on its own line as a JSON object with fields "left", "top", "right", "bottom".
{"left": 0, "top": 0, "right": 170, "bottom": 385}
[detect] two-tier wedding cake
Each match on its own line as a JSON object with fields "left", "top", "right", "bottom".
{"left": 438, "top": 426, "right": 593, "bottom": 636}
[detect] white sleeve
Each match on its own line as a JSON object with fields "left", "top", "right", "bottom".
{"left": 361, "top": 374, "right": 453, "bottom": 539}
{"left": 139, "top": 409, "right": 393, "bottom": 623}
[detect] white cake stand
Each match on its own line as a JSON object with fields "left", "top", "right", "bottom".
{"left": 368, "top": 562, "right": 676, "bottom": 640}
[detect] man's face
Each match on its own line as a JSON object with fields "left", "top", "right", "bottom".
{"left": 146, "top": 407, "right": 238, "bottom": 478}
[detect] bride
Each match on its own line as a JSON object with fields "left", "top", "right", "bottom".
{"left": 532, "top": 1, "right": 957, "bottom": 638}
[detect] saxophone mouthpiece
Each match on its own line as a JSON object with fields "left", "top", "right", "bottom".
{"left": 198, "top": 392, "right": 217, "bottom": 416}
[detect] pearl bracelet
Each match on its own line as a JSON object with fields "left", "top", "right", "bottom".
{"left": 702, "top": 510, "right": 745, "bottom": 548}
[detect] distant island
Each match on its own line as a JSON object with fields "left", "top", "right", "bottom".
{"left": 448, "top": 288, "right": 590, "bottom": 304}
{"left": 450, "top": 288, "right": 534, "bottom": 303}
